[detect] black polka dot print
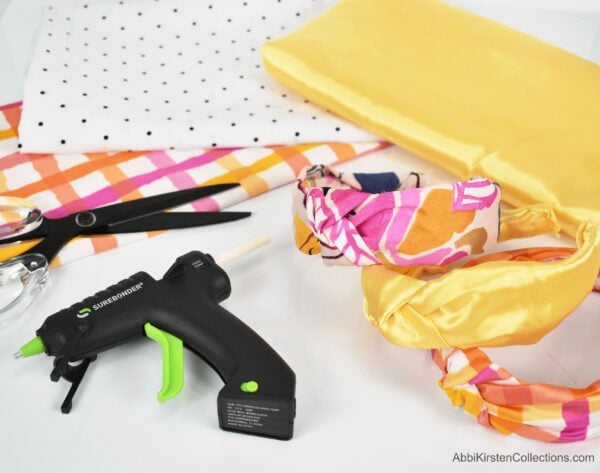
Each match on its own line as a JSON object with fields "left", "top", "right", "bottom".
{"left": 18, "top": 0, "right": 376, "bottom": 153}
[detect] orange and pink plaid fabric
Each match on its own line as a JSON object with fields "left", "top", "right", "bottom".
{"left": 0, "top": 102, "right": 388, "bottom": 266}
{"left": 433, "top": 247, "right": 600, "bottom": 443}
{"left": 433, "top": 346, "right": 600, "bottom": 443}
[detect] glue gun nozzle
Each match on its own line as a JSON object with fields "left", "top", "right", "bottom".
{"left": 16, "top": 336, "right": 46, "bottom": 358}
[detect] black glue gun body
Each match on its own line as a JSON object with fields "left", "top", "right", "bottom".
{"left": 31, "top": 252, "right": 296, "bottom": 440}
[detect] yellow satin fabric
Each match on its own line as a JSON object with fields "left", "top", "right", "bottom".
{"left": 361, "top": 209, "right": 600, "bottom": 348}
{"left": 498, "top": 205, "right": 560, "bottom": 242}
{"left": 262, "top": 0, "right": 600, "bottom": 237}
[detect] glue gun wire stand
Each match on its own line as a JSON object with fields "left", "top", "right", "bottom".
{"left": 15, "top": 236, "right": 296, "bottom": 440}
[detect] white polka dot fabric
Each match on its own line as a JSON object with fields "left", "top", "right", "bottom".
{"left": 19, "top": 0, "right": 378, "bottom": 153}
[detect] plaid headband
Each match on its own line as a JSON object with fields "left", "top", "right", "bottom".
{"left": 433, "top": 247, "right": 600, "bottom": 443}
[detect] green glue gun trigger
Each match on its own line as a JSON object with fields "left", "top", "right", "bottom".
{"left": 16, "top": 248, "right": 296, "bottom": 440}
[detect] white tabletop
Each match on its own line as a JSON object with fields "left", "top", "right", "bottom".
{"left": 1, "top": 2, "right": 600, "bottom": 472}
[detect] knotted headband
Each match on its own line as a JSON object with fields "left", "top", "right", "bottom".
{"left": 363, "top": 215, "right": 600, "bottom": 348}
{"left": 294, "top": 165, "right": 502, "bottom": 267}
{"left": 433, "top": 247, "right": 600, "bottom": 443}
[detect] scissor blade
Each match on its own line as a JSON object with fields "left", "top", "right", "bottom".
{"left": 93, "top": 184, "right": 241, "bottom": 227}
{"left": 83, "top": 211, "right": 251, "bottom": 234}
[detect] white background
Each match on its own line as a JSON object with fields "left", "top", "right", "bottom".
{"left": 1, "top": 1, "right": 600, "bottom": 472}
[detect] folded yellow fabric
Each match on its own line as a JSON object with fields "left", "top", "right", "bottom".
{"left": 263, "top": 0, "right": 600, "bottom": 237}
{"left": 361, "top": 210, "right": 600, "bottom": 348}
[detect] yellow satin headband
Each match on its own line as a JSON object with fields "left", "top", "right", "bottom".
{"left": 362, "top": 206, "right": 600, "bottom": 349}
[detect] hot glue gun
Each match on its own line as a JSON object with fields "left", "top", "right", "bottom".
{"left": 15, "top": 237, "right": 296, "bottom": 440}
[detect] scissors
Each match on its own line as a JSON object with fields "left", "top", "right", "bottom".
{"left": 0, "top": 184, "right": 250, "bottom": 328}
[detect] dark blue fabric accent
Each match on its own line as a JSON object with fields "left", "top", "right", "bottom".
{"left": 353, "top": 172, "right": 401, "bottom": 193}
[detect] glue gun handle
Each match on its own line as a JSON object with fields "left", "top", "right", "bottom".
{"left": 177, "top": 302, "right": 296, "bottom": 440}
{"left": 153, "top": 299, "right": 294, "bottom": 400}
